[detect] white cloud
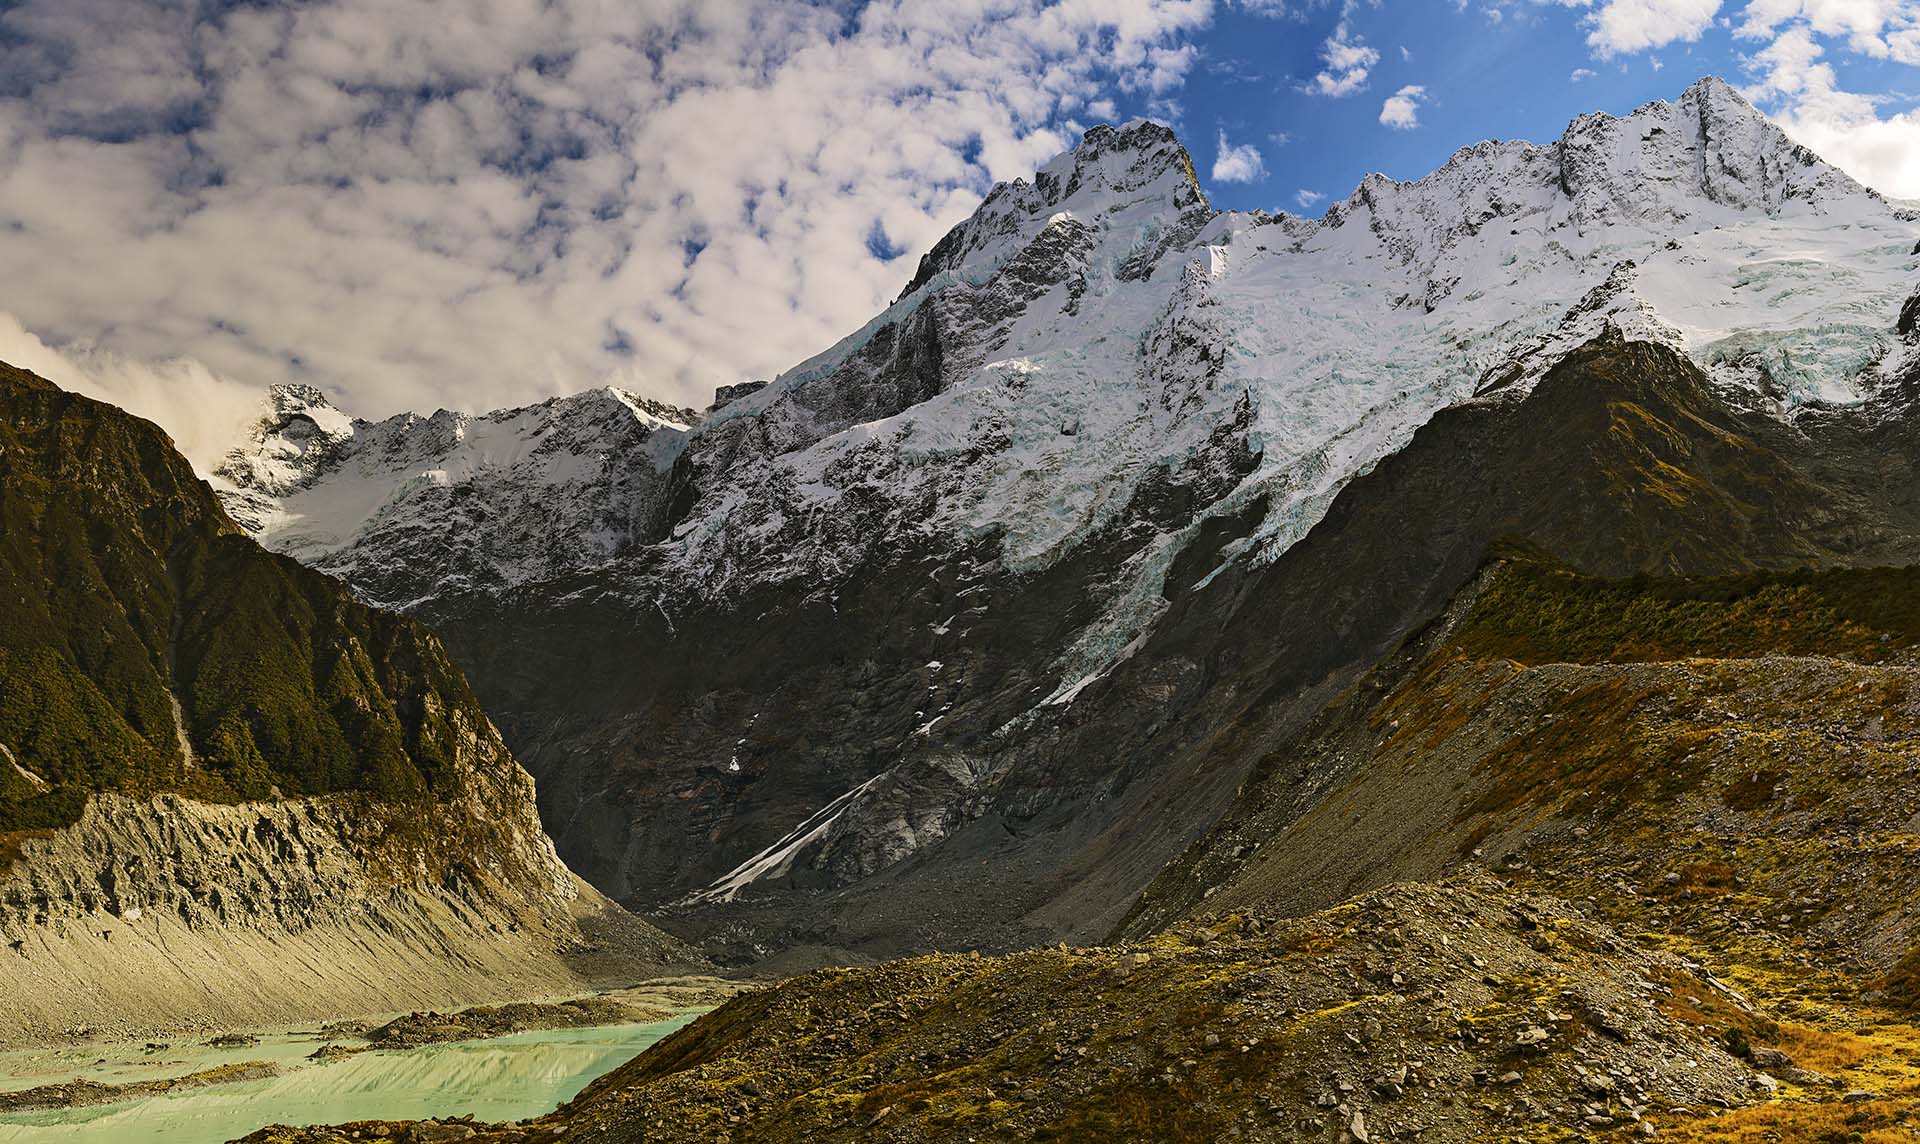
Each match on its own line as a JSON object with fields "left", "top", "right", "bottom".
{"left": 0, "top": 0, "right": 1214, "bottom": 450}
{"left": 1782, "top": 104, "right": 1920, "bottom": 198}
{"left": 1738, "top": 0, "right": 1920, "bottom": 58}
{"left": 1557, "top": 0, "right": 1724, "bottom": 55}
{"left": 1571, "top": 66, "right": 1600, "bottom": 78}
{"left": 1379, "top": 84, "right": 1428, "bottom": 128}
{"left": 1295, "top": 188, "right": 1328, "bottom": 209}
{"left": 1307, "top": 25, "right": 1381, "bottom": 96}
{"left": 0, "top": 314, "right": 260, "bottom": 472}
{"left": 1739, "top": 17, "right": 1920, "bottom": 198}
{"left": 1211, "top": 129, "right": 1268, "bottom": 183}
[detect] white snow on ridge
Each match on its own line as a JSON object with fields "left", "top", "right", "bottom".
{"left": 698, "top": 80, "right": 1907, "bottom": 628}
{"left": 660, "top": 78, "right": 1916, "bottom": 696}
{"left": 220, "top": 79, "right": 1919, "bottom": 671}
{"left": 216, "top": 383, "right": 696, "bottom": 599}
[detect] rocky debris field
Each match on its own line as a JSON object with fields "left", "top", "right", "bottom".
{"left": 1105, "top": 552, "right": 1920, "bottom": 1142}
{"left": 236, "top": 877, "right": 1767, "bottom": 1143}
{"left": 242, "top": 1117, "right": 494, "bottom": 1144}
{"left": 0, "top": 1059, "right": 280, "bottom": 1113}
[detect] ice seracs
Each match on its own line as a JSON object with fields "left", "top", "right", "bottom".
{"left": 216, "top": 77, "right": 1920, "bottom": 910}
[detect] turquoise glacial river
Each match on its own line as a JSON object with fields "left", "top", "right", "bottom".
{"left": 0, "top": 1016, "right": 694, "bottom": 1143}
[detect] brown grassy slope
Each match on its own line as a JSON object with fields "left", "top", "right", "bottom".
{"left": 1127, "top": 549, "right": 1920, "bottom": 1142}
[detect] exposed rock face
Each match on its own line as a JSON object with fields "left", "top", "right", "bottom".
{"left": 213, "top": 384, "right": 697, "bottom": 608}
{"left": 709, "top": 381, "right": 768, "bottom": 412}
{"left": 215, "top": 78, "right": 1920, "bottom": 961}
{"left": 0, "top": 362, "right": 695, "bottom": 1044}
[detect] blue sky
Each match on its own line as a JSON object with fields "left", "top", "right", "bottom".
{"left": 1174, "top": 2, "right": 1920, "bottom": 213}
{"left": 0, "top": 0, "right": 1915, "bottom": 456}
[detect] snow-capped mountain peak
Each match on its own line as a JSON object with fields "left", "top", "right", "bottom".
{"left": 893, "top": 118, "right": 1209, "bottom": 305}
{"left": 212, "top": 383, "right": 361, "bottom": 531}
{"left": 221, "top": 75, "right": 1916, "bottom": 622}
{"left": 1313, "top": 77, "right": 1869, "bottom": 308}
{"left": 211, "top": 76, "right": 1919, "bottom": 918}
{"left": 217, "top": 382, "right": 359, "bottom": 495}
{"left": 214, "top": 381, "right": 699, "bottom": 606}
{"left": 1554, "top": 75, "right": 1861, "bottom": 220}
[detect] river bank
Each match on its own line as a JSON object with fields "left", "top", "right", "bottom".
{"left": 0, "top": 976, "right": 750, "bottom": 1142}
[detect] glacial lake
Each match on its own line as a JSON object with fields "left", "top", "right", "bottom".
{"left": 0, "top": 1015, "right": 696, "bottom": 1143}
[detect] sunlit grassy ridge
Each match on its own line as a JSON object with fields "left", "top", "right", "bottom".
{"left": 1408, "top": 549, "right": 1920, "bottom": 1140}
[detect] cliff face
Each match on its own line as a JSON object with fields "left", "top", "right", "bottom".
{"left": 0, "top": 362, "right": 696, "bottom": 1044}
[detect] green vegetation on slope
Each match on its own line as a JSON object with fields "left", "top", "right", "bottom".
{"left": 0, "top": 360, "right": 499, "bottom": 831}
{"left": 1451, "top": 541, "right": 1920, "bottom": 666}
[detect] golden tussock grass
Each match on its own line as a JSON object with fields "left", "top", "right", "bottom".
{"left": 1773, "top": 1021, "right": 1882, "bottom": 1075}
{"left": 1659, "top": 1098, "right": 1920, "bottom": 1144}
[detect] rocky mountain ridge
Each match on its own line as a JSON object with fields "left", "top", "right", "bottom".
{"left": 215, "top": 383, "right": 698, "bottom": 608}
{"left": 214, "top": 77, "right": 1920, "bottom": 962}
{"left": 245, "top": 877, "right": 1774, "bottom": 1144}
{"left": 0, "top": 362, "right": 694, "bottom": 1044}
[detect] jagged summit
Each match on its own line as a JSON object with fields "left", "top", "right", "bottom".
{"left": 216, "top": 77, "right": 1919, "bottom": 928}
{"left": 217, "top": 383, "right": 357, "bottom": 495}
{"left": 1031, "top": 119, "right": 1202, "bottom": 203}
{"left": 1320, "top": 75, "right": 1851, "bottom": 226}
{"left": 1555, "top": 72, "right": 1859, "bottom": 214}
{"left": 1306, "top": 75, "right": 1865, "bottom": 301}
{"left": 897, "top": 75, "right": 1858, "bottom": 317}
{"left": 893, "top": 117, "right": 1207, "bottom": 303}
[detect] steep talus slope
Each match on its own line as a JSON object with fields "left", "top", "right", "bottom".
{"left": 1129, "top": 550, "right": 1920, "bottom": 936}
{"left": 245, "top": 878, "right": 1769, "bottom": 1144}
{"left": 217, "top": 78, "right": 1920, "bottom": 961}
{"left": 1093, "top": 548, "right": 1920, "bottom": 1142}
{"left": 0, "top": 362, "right": 694, "bottom": 1045}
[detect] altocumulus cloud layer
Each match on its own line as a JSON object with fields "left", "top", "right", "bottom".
{"left": 5, "top": 0, "right": 1920, "bottom": 466}
{"left": 0, "top": 0, "right": 1206, "bottom": 460}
